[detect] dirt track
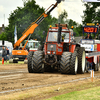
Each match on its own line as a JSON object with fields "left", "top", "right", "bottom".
{"left": 0, "top": 63, "right": 100, "bottom": 97}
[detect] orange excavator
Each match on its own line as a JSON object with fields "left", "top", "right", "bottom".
{"left": 9, "top": 0, "right": 63, "bottom": 63}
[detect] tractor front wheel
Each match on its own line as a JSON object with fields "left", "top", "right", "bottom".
{"left": 60, "top": 52, "right": 72, "bottom": 74}
{"left": 32, "top": 51, "right": 44, "bottom": 73}
{"left": 27, "top": 51, "right": 34, "bottom": 73}
{"left": 70, "top": 51, "right": 78, "bottom": 75}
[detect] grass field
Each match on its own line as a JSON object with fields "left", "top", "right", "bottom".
{"left": 46, "top": 86, "right": 100, "bottom": 100}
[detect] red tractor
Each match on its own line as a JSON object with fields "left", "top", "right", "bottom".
{"left": 27, "top": 24, "right": 86, "bottom": 75}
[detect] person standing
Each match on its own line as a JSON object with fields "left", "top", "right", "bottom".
{"left": 2, "top": 46, "right": 7, "bottom": 63}
{"left": 6, "top": 47, "right": 9, "bottom": 62}
{"left": 85, "top": 33, "right": 92, "bottom": 39}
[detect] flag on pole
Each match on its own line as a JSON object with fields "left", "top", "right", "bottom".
{"left": 14, "top": 25, "right": 17, "bottom": 43}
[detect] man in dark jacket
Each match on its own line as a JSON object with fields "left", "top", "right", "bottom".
{"left": 85, "top": 33, "right": 92, "bottom": 39}
{"left": 2, "top": 46, "right": 7, "bottom": 62}
{"left": 6, "top": 47, "right": 9, "bottom": 62}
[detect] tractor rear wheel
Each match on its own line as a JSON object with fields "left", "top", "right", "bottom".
{"left": 77, "top": 47, "right": 86, "bottom": 74}
{"left": 27, "top": 51, "right": 34, "bottom": 73}
{"left": 32, "top": 51, "right": 44, "bottom": 73}
{"left": 70, "top": 51, "right": 78, "bottom": 75}
{"left": 60, "top": 52, "right": 72, "bottom": 74}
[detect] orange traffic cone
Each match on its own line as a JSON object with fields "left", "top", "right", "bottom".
{"left": 2, "top": 58, "right": 4, "bottom": 64}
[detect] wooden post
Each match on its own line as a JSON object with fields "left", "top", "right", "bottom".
{"left": 91, "top": 70, "right": 94, "bottom": 82}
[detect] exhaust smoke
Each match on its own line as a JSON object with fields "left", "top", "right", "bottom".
{"left": 56, "top": 0, "right": 65, "bottom": 3}
{"left": 57, "top": 0, "right": 64, "bottom": 23}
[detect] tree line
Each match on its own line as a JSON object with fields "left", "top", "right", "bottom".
{"left": 1, "top": 0, "right": 100, "bottom": 45}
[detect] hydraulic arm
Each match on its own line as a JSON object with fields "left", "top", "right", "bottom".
{"left": 14, "top": 0, "right": 62, "bottom": 49}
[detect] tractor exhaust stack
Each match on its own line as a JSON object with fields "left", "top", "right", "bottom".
{"left": 56, "top": 0, "right": 64, "bottom": 3}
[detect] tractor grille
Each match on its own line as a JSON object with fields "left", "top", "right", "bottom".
{"left": 47, "top": 44, "right": 56, "bottom": 51}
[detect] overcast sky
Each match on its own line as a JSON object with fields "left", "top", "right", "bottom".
{"left": 0, "top": 0, "right": 85, "bottom": 27}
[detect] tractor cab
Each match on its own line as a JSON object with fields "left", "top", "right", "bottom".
{"left": 47, "top": 24, "right": 74, "bottom": 43}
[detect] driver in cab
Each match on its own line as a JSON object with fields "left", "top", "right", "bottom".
{"left": 85, "top": 33, "right": 92, "bottom": 39}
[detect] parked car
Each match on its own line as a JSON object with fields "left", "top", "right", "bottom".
{"left": 0, "top": 41, "right": 13, "bottom": 60}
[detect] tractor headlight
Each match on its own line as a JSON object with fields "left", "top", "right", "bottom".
{"left": 47, "top": 51, "right": 51, "bottom": 54}
{"left": 53, "top": 51, "right": 56, "bottom": 54}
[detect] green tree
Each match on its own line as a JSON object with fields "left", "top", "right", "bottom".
{"left": 73, "top": 24, "right": 82, "bottom": 36}
{"left": 82, "top": 2, "right": 100, "bottom": 24}
{"left": 5, "top": 0, "right": 57, "bottom": 45}
{"left": 0, "top": 32, "right": 7, "bottom": 40}
{"left": 82, "top": 2, "right": 100, "bottom": 37}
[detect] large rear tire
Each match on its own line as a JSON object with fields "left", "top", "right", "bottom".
{"left": 60, "top": 52, "right": 72, "bottom": 74}
{"left": 32, "top": 51, "right": 44, "bottom": 73}
{"left": 77, "top": 47, "right": 86, "bottom": 74}
{"left": 27, "top": 51, "right": 34, "bottom": 73}
{"left": 70, "top": 51, "right": 78, "bottom": 75}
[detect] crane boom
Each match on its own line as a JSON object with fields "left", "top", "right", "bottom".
{"left": 10, "top": 0, "right": 63, "bottom": 63}
{"left": 14, "top": 1, "right": 61, "bottom": 49}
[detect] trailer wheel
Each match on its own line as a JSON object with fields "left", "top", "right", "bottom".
{"left": 24, "top": 59, "right": 28, "bottom": 64}
{"left": 97, "top": 60, "right": 99, "bottom": 71}
{"left": 60, "top": 52, "right": 72, "bottom": 74}
{"left": 70, "top": 51, "right": 78, "bottom": 75}
{"left": 93, "top": 63, "right": 97, "bottom": 71}
{"left": 13, "top": 60, "right": 18, "bottom": 63}
{"left": 77, "top": 47, "right": 86, "bottom": 74}
{"left": 9, "top": 59, "right": 13, "bottom": 63}
{"left": 27, "top": 51, "right": 34, "bottom": 73}
{"left": 93, "top": 60, "right": 99, "bottom": 71}
{"left": 85, "top": 60, "right": 88, "bottom": 73}
{"left": 32, "top": 51, "right": 44, "bottom": 73}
